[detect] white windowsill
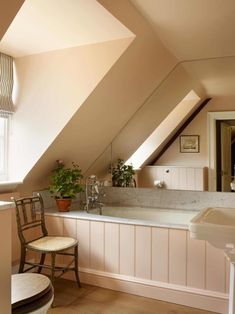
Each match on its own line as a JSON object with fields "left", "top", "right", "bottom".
{"left": 0, "top": 181, "right": 23, "bottom": 192}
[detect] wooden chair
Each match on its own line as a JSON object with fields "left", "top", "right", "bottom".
{"left": 13, "top": 194, "right": 81, "bottom": 287}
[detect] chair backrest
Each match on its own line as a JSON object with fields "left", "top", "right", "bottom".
{"left": 13, "top": 194, "right": 48, "bottom": 245}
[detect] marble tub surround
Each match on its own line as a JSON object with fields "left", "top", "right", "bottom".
{"left": 38, "top": 188, "right": 235, "bottom": 212}
{"left": 103, "top": 187, "right": 235, "bottom": 210}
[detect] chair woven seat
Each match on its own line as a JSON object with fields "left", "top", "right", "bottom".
{"left": 28, "top": 236, "right": 78, "bottom": 252}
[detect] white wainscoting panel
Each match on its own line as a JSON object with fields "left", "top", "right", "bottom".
{"left": 64, "top": 218, "right": 76, "bottom": 238}
{"left": 151, "top": 227, "right": 169, "bottom": 282}
{"left": 77, "top": 220, "right": 90, "bottom": 268}
{"left": 206, "top": 242, "right": 226, "bottom": 292}
{"left": 138, "top": 166, "right": 207, "bottom": 190}
{"left": 135, "top": 226, "right": 151, "bottom": 279}
{"left": 187, "top": 232, "right": 206, "bottom": 289}
{"left": 90, "top": 221, "right": 105, "bottom": 271}
{"left": 169, "top": 229, "right": 187, "bottom": 286}
{"left": 104, "top": 223, "right": 119, "bottom": 273}
{"left": 119, "top": 224, "right": 135, "bottom": 276}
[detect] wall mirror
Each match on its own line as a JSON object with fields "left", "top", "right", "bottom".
{"left": 105, "top": 57, "right": 235, "bottom": 192}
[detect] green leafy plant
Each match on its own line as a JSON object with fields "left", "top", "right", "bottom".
{"left": 49, "top": 160, "right": 83, "bottom": 199}
{"left": 111, "top": 158, "right": 136, "bottom": 187}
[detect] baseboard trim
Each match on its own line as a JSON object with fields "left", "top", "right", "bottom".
{"left": 64, "top": 267, "right": 228, "bottom": 314}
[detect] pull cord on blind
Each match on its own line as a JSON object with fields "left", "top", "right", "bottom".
{"left": 0, "top": 52, "right": 14, "bottom": 117}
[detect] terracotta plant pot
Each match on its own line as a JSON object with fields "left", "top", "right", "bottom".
{"left": 56, "top": 198, "right": 72, "bottom": 212}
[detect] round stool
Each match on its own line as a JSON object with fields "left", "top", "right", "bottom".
{"left": 12, "top": 273, "right": 54, "bottom": 314}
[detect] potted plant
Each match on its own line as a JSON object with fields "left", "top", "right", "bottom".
{"left": 49, "top": 160, "right": 83, "bottom": 212}
{"left": 111, "top": 158, "right": 136, "bottom": 187}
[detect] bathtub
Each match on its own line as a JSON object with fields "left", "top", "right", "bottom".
{"left": 42, "top": 205, "right": 227, "bottom": 313}
{"left": 44, "top": 205, "right": 198, "bottom": 229}
{"left": 99, "top": 206, "right": 198, "bottom": 226}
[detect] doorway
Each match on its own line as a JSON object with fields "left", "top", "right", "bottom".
{"left": 216, "top": 120, "right": 235, "bottom": 191}
{"left": 208, "top": 112, "right": 235, "bottom": 191}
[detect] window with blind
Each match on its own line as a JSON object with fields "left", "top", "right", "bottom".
{"left": 0, "top": 117, "right": 8, "bottom": 180}
{"left": 0, "top": 52, "right": 14, "bottom": 181}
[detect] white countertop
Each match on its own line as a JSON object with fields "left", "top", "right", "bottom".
{"left": 0, "top": 201, "right": 14, "bottom": 211}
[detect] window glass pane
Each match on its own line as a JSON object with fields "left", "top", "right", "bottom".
{"left": 0, "top": 137, "right": 4, "bottom": 172}
{"left": 0, "top": 117, "right": 8, "bottom": 180}
{"left": 0, "top": 117, "right": 5, "bottom": 135}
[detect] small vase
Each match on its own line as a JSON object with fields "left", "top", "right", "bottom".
{"left": 56, "top": 198, "right": 72, "bottom": 212}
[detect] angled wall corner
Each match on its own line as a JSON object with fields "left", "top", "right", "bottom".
{"left": 9, "top": 35, "right": 134, "bottom": 182}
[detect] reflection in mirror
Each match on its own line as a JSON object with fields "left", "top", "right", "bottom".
{"left": 208, "top": 112, "right": 235, "bottom": 192}
{"left": 89, "top": 57, "right": 235, "bottom": 192}
{"left": 216, "top": 120, "right": 235, "bottom": 192}
{"left": 130, "top": 57, "right": 235, "bottom": 192}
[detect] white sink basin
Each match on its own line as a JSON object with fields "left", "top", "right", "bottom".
{"left": 189, "top": 207, "right": 235, "bottom": 252}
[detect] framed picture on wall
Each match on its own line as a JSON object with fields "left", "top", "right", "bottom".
{"left": 180, "top": 135, "right": 200, "bottom": 153}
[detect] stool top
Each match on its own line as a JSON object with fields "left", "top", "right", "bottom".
{"left": 12, "top": 273, "right": 51, "bottom": 305}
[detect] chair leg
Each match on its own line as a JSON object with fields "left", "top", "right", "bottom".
{"left": 74, "top": 245, "right": 81, "bottom": 287}
{"left": 19, "top": 247, "right": 26, "bottom": 273}
{"left": 51, "top": 252, "right": 56, "bottom": 287}
{"left": 38, "top": 253, "right": 46, "bottom": 273}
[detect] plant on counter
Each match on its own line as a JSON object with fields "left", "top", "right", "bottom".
{"left": 111, "top": 158, "right": 136, "bottom": 187}
{"left": 49, "top": 160, "right": 83, "bottom": 211}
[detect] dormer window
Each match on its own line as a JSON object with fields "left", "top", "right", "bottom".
{"left": 0, "top": 52, "right": 14, "bottom": 181}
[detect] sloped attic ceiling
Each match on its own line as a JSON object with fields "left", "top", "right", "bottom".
{"left": 0, "top": 0, "right": 134, "bottom": 57}
{"left": 131, "top": 0, "right": 235, "bottom": 97}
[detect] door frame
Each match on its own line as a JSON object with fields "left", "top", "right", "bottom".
{"left": 208, "top": 111, "right": 235, "bottom": 191}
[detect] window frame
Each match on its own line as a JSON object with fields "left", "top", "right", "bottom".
{"left": 0, "top": 116, "right": 9, "bottom": 181}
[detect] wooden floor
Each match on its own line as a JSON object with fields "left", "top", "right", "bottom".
{"left": 48, "top": 279, "right": 217, "bottom": 314}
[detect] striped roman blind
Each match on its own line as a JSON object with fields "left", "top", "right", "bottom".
{"left": 0, "top": 52, "right": 14, "bottom": 116}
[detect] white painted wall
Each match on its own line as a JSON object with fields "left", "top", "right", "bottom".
{"left": 9, "top": 37, "right": 134, "bottom": 181}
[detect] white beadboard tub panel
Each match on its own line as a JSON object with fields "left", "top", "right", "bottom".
{"left": 77, "top": 220, "right": 90, "bottom": 268}
{"left": 46, "top": 216, "right": 229, "bottom": 313}
{"left": 206, "top": 242, "right": 226, "bottom": 293}
{"left": 138, "top": 166, "right": 207, "bottom": 190}
{"left": 135, "top": 226, "right": 152, "bottom": 279}
{"left": 119, "top": 224, "right": 135, "bottom": 276}
{"left": 187, "top": 232, "right": 206, "bottom": 289}
{"left": 151, "top": 227, "right": 169, "bottom": 282}
{"left": 104, "top": 223, "right": 119, "bottom": 273}
{"left": 90, "top": 221, "right": 105, "bottom": 271}
{"left": 169, "top": 229, "right": 187, "bottom": 286}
